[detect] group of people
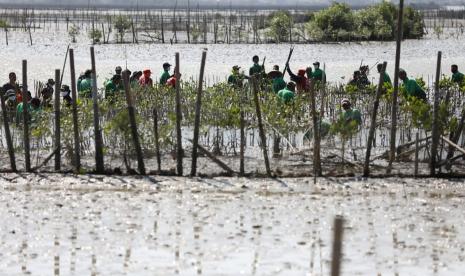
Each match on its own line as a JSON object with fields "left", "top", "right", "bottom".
{"left": 77, "top": 63, "right": 180, "bottom": 99}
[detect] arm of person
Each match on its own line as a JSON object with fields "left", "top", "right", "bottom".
{"left": 286, "top": 66, "right": 301, "bottom": 83}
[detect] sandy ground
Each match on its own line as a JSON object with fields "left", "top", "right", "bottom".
{"left": 0, "top": 174, "right": 464, "bottom": 275}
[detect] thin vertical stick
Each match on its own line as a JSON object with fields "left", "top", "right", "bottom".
{"left": 153, "top": 108, "right": 161, "bottom": 172}
{"left": 388, "top": 0, "right": 404, "bottom": 174}
{"left": 239, "top": 87, "right": 246, "bottom": 176}
{"left": 90, "top": 46, "right": 104, "bottom": 173}
{"left": 414, "top": 132, "right": 419, "bottom": 177}
{"left": 191, "top": 50, "right": 207, "bottom": 176}
{"left": 69, "top": 49, "right": 81, "bottom": 173}
{"left": 430, "top": 51, "right": 442, "bottom": 176}
{"left": 54, "top": 69, "right": 61, "bottom": 171}
{"left": 123, "top": 71, "right": 145, "bottom": 175}
{"left": 175, "top": 52, "right": 183, "bottom": 176}
{"left": 22, "top": 60, "right": 31, "bottom": 172}
{"left": 309, "top": 79, "right": 322, "bottom": 177}
{"left": 0, "top": 88, "right": 16, "bottom": 171}
{"left": 252, "top": 76, "right": 271, "bottom": 177}
{"left": 331, "top": 216, "right": 344, "bottom": 276}
{"left": 364, "top": 61, "right": 387, "bottom": 177}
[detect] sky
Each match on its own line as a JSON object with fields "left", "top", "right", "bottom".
{"left": 0, "top": 0, "right": 460, "bottom": 8}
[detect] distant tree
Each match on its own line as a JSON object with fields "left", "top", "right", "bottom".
{"left": 266, "top": 11, "right": 293, "bottom": 43}
{"left": 305, "top": 3, "right": 355, "bottom": 41}
{"left": 88, "top": 29, "right": 103, "bottom": 44}
{"left": 114, "top": 15, "right": 131, "bottom": 43}
{"left": 68, "top": 24, "right": 80, "bottom": 43}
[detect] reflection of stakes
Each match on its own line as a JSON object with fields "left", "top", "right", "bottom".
{"left": 69, "top": 225, "right": 77, "bottom": 274}
{"left": 54, "top": 235, "right": 60, "bottom": 276}
{"left": 331, "top": 216, "right": 344, "bottom": 276}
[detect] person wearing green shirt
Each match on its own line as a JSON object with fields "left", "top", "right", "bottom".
{"left": 341, "top": 99, "right": 362, "bottom": 126}
{"left": 160, "top": 62, "right": 172, "bottom": 85}
{"left": 249, "top": 55, "right": 264, "bottom": 77}
{"left": 399, "top": 69, "right": 427, "bottom": 101}
{"left": 277, "top": 82, "right": 296, "bottom": 104}
{"left": 228, "top": 65, "right": 248, "bottom": 89}
{"left": 311, "top": 61, "right": 325, "bottom": 82}
{"left": 377, "top": 63, "right": 392, "bottom": 86}
{"left": 451, "top": 64, "right": 464, "bottom": 84}
{"left": 78, "top": 69, "right": 92, "bottom": 98}
{"left": 105, "top": 74, "right": 122, "bottom": 99}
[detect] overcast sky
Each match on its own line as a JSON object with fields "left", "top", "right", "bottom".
{"left": 0, "top": 0, "right": 461, "bottom": 8}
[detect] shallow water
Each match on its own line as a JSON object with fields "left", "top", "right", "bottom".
{"left": 1, "top": 29, "right": 464, "bottom": 88}
{"left": 0, "top": 174, "right": 464, "bottom": 275}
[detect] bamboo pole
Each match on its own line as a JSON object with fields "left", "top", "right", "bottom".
{"left": 414, "top": 132, "right": 419, "bottom": 177}
{"left": 54, "top": 69, "right": 61, "bottom": 171}
{"left": 388, "top": 0, "right": 404, "bottom": 174}
{"left": 309, "top": 79, "right": 322, "bottom": 176}
{"left": 190, "top": 50, "right": 207, "bottom": 176}
{"left": 239, "top": 87, "right": 246, "bottom": 176}
{"left": 252, "top": 76, "right": 271, "bottom": 177}
{"left": 175, "top": 52, "right": 183, "bottom": 176}
{"left": 331, "top": 216, "right": 344, "bottom": 276}
{"left": 22, "top": 60, "right": 31, "bottom": 172}
{"left": 69, "top": 49, "right": 81, "bottom": 172}
{"left": 90, "top": 46, "right": 104, "bottom": 173}
{"left": 0, "top": 88, "right": 16, "bottom": 171}
{"left": 363, "top": 61, "right": 387, "bottom": 177}
{"left": 153, "top": 108, "right": 161, "bottom": 172}
{"left": 430, "top": 51, "right": 442, "bottom": 176}
{"left": 122, "top": 71, "right": 145, "bottom": 175}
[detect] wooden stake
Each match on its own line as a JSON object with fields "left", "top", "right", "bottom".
{"left": 239, "top": 88, "right": 246, "bottom": 176}
{"left": 69, "top": 49, "right": 81, "bottom": 173}
{"left": 252, "top": 76, "right": 271, "bottom": 177}
{"left": 175, "top": 52, "right": 183, "bottom": 176}
{"left": 54, "top": 69, "right": 61, "bottom": 171}
{"left": 0, "top": 88, "right": 16, "bottom": 171}
{"left": 22, "top": 60, "right": 31, "bottom": 172}
{"left": 90, "top": 46, "right": 104, "bottom": 173}
{"left": 364, "top": 61, "right": 387, "bottom": 177}
{"left": 309, "top": 79, "right": 322, "bottom": 176}
{"left": 414, "top": 132, "right": 419, "bottom": 177}
{"left": 331, "top": 216, "right": 344, "bottom": 276}
{"left": 430, "top": 51, "right": 442, "bottom": 176}
{"left": 191, "top": 50, "right": 207, "bottom": 176}
{"left": 388, "top": 0, "right": 404, "bottom": 174}
{"left": 123, "top": 71, "right": 145, "bottom": 175}
{"left": 153, "top": 108, "right": 161, "bottom": 172}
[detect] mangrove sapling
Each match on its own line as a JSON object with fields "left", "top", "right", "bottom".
{"left": 331, "top": 111, "right": 359, "bottom": 173}
{"left": 68, "top": 24, "right": 79, "bottom": 43}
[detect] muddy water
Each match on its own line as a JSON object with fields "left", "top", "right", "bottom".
{"left": 1, "top": 29, "right": 464, "bottom": 87}
{"left": 0, "top": 174, "right": 464, "bottom": 275}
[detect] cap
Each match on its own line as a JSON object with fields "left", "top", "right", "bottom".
{"left": 163, "top": 62, "right": 172, "bottom": 68}
{"left": 5, "top": 89, "right": 16, "bottom": 101}
{"left": 341, "top": 98, "right": 350, "bottom": 105}
{"left": 273, "top": 65, "right": 279, "bottom": 71}
{"left": 47, "top": 79, "right": 55, "bottom": 85}
{"left": 232, "top": 65, "right": 241, "bottom": 70}
{"left": 143, "top": 69, "right": 152, "bottom": 74}
{"left": 115, "top": 66, "right": 122, "bottom": 72}
{"left": 313, "top": 61, "right": 320, "bottom": 66}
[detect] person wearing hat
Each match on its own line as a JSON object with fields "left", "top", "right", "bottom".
{"left": 60, "top": 85, "right": 73, "bottom": 107}
{"left": 451, "top": 64, "right": 464, "bottom": 85}
{"left": 399, "top": 69, "right": 427, "bottom": 101}
{"left": 105, "top": 74, "right": 122, "bottom": 99}
{"left": 4, "top": 89, "right": 17, "bottom": 111}
{"left": 269, "top": 65, "right": 286, "bottom": 94}
{"left": 139, "top": 69, "right": 153, "bottom": 87}
{"left": 78, "top": 69, "right": 93, "bottom": 98}
{"left": 340, "top": 98, "right": 362, "bottom": 126}
{"left": 160, "top": 62, "right": 172, "bottom": 85}
{"left": 285, "top": 62, "right": 309, "bottom": 93}
{"left": 16, "top": 90, "right": 32, "bottom": 124}
{"left": 311, "top": 62, "right": 325, "bottom": 82}
{"left": 115, "top": 66, "right": 123, "bottom": 76}
{"left": 377, "top": 64, "right": 392, "bottom": 86}
{"left": 228, "top": 65, "right": 247, "bottom": 89}
{"left": 249, "top": 55, "right": 264, "bottom": 77}
{"left": 277, "top": 82, "right": 296, "bottom": 104}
